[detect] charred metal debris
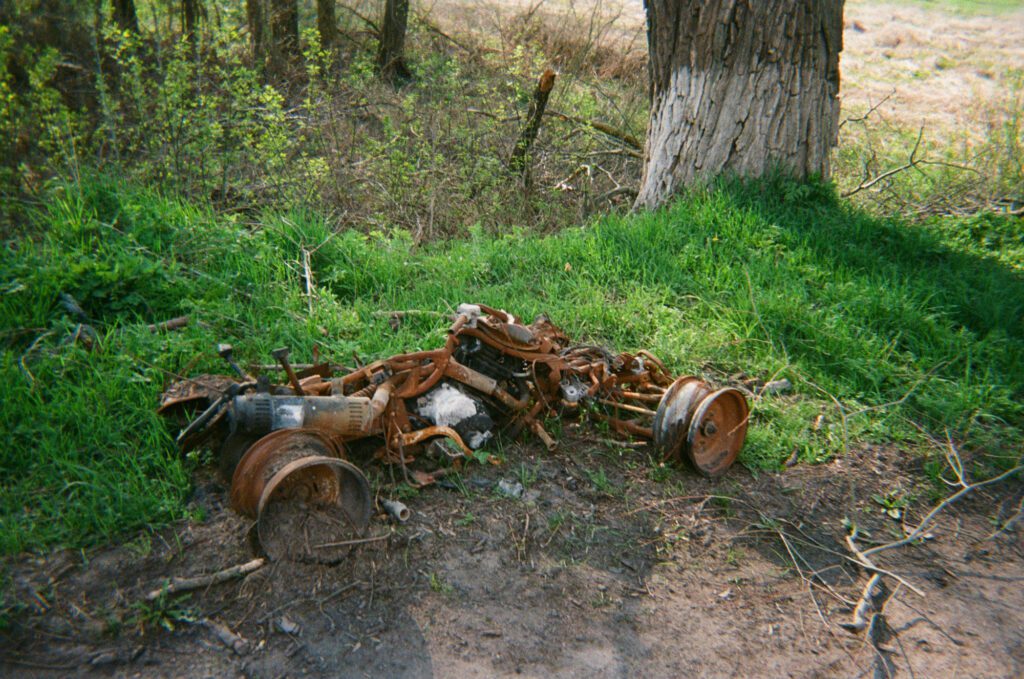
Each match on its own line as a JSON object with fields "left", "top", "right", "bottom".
{"left": 159, "top": 304, "right": 749, "bottom": 562}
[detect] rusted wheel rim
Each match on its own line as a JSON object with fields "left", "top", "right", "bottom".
{"left": 684, "top": 388, "right": 749, "bottom": 477}
{"left": 255, "top": 455, "right": 372, "bottom": 563}
{"left": 652, "top": 376, "right": 708, "bottom": 463}
{"left": 218, "top": 431, "right": 261, "bottom": 485}
{"left": 230, "top": 429, "right": 340, "bottom": 517}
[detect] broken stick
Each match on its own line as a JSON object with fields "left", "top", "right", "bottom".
{"left": 147, "top": 316, "right": 189, "bottom": 333}
{"left": 145, "top": 557, "right": 266, "bottom": 601}
{"left": 544, "top": 108, "right": 643, "bottom": 151}
{"left": 509, "top": 69, "right": 557, "bottom": 174}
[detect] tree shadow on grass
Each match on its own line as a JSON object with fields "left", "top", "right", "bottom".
{"left": 700, "top": 177, "right": 1024, "bottom": 446}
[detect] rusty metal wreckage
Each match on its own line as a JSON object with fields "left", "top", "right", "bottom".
{"left": 159, "top": 304, "right": 750, "bottom": 562}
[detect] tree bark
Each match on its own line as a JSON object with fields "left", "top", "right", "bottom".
{"left": 183, "top": 0, "right": 201, "bottom": 52}
{"left": 377, "top": 0, "right": 411, "bottom": 83}
{"left": 247, "top": 0, "right": 266, "bottom": 65}
{"left": 317, "top": 0, "right": 337, "bottom": 49}
{"left": 269, "top": 0, "right": 300, "bottom": 75}
{"left": 635, "top": 0, "right": 844, "bottom": 211}
{"left": 112, "top": 0, "right": 139, "bottom": 33}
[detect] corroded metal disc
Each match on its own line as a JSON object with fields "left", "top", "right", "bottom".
{"left": 230, "top": 429, "right": 341, "bottom": 517}
{"left": 653, "top": 376, "right": 749, "bottom": 477}
{"left": 652, "top": 376, "right": 708, "bottom": 462}
{"left": 256, "top": 455, "right": 372, "bottom": 563}
{"left": 684, "top": 388, "right": 749, "bottom": 477}
{"left": 229, "top": 429, "right": 372, "bottom": 563}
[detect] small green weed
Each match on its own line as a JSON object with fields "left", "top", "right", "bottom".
{"left": 547, "top": 511, "right": 567, "bottom": 533}
{"left": 585, "top": 468, "right": 615, "bottom": 494}
{"left": 124, "top": 534, "right": 153, "bottom": 559}
{"left": 872, "top": 490, "right": 911, "bottom": 520}
{"left": 647, "top": 459, "right": 672, "bottom": 483}
{"left": 447, "top": 472, "right": 472, "bottom": 499}
{"left": 129, "top": 591, "right": 197, "bottom": 633}
{"left": 395, "top": 483, "right": 420, "bottom": 500}
{"left": 516, "top": 463, "right": 538, "bottom": 490}
{"left": 428, "top": 572, "right": 453, "bottom": 595}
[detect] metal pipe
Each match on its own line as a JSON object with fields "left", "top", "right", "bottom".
{"left": 367, "top": 379, "right": 397, "bottom": 425}
{"left": 595, "top": 398, "right": 656, "bottom": 417}
{"left": 381, "top": 498, "right": 411, "bottom": 523}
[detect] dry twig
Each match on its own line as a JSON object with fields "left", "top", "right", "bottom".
{"left": 842, "top": 126, "right": 926, "bottom": 198}
{"left": 145, "top": 557, "right": 266, "bottom": 601}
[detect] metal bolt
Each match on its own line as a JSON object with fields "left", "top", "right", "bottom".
{"left": 216, "top": 343, "right": 247, "bottom": 379}
{"left": 702, "top": 421, "right": 718, "bottom": 436}
{"left": 272, "top": 346, "right": 305, "bottom": 395}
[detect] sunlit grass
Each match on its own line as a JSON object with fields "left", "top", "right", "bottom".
{"left": 1, "top": 174, "right": 1021, "bottom": 555}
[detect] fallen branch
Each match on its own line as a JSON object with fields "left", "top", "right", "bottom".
{"left": 337, "top": 4, "right": 379, "bottom": 34}
{"left": 862, "top": 462, "right": 1023, "bottom": 560}
{"left": 315, "top": 533, "right": 392, "bottom": 549}
{"left": 465, "top": 107, "right": 517, "bottom": 122}
{"left": 545, "top": 109, "right": 643, "bottom": 151}
{"left": 594, "top": 186, "right": 638, "bottom": 204}
{"left": 148, "top": 316, "right": 189, "bottom": 333}
{"left": 202, "top": 618, "right": 249, "bottom": 655}
{"left": 842, "top": 126, "right": 925, "bottom": 198}
{"left": 370, "top": 309, "right": 447, "bottom": 319}
{"left": 988, "top": 494, "right": 1024, "bottom": 540}
{"left": 416, "top": 13, "right": 488, "bottom": 55}
{"left": 845, "top": 532, "right": 924, "bottom": 597}
{"left": 841, "top": 445, "right": 1023, "bottom": 674}
{"left": 145, "top": 557, "right": 266, "bottom": 601}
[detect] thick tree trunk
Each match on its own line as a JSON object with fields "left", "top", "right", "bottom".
{"left": 635, "top": 0, "right": 844, "bottom": 211}
{"left": 317, "top": 0, "right": 337, "bottom": 48}
{"left": 112, "top": 0, "right": 139, "bottom": 33}
{"left": 377, "top": 0, "right": 411, "bottom": 82}
{"left": 247, "top": 0, "right": 266, "bottom": 65}
{"left": 269, "top": 0, "right": 300, "bottom": 75}
{"left": 183, "top": 0, "right": 201, "bottom": 51}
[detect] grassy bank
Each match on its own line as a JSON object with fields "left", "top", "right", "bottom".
{"left": 1, "top": 174, "right": 1021, "bottom": 556}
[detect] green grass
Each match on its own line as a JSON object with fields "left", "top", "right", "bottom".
{"left": 1, "top": 173, "right": 1022, "bottom": 556}
{"left": 905, "top": 0, "right": 1024, "bottom": 14}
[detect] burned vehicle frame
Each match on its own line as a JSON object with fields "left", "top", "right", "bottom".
{"left": 160, "top": 304, "right": 750, "bottom": 562}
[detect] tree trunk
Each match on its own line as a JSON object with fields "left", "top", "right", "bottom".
{"left": 509, "top": 69, "right": 557, "bottom": 175}
{"left": 377, "top": 0, "right": 411, "bottom": 83}
{"left": 247, "top": 0, "right": 266, "bottom": 65}
{"left": 635, "top": 0, "right": 844, "bottom": 211}
{"left": 317, "top": 0, "right": 337, "bottom": 48}
{"left": 269, "top": 0, "right": 300, "bottom": 75}
{"left": 112, "top": 0, "right": 139, "bottom": 33}
{"left": 183, "top": 0, "right": 201, "bottom": 52}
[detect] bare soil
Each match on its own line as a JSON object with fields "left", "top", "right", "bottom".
{"left": 3, "top": 428, "right": 1022, "bottom": 678}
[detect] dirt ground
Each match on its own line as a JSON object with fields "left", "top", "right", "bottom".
{"left": 3, "top": 428, "right": 1023, "bottom": 678}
